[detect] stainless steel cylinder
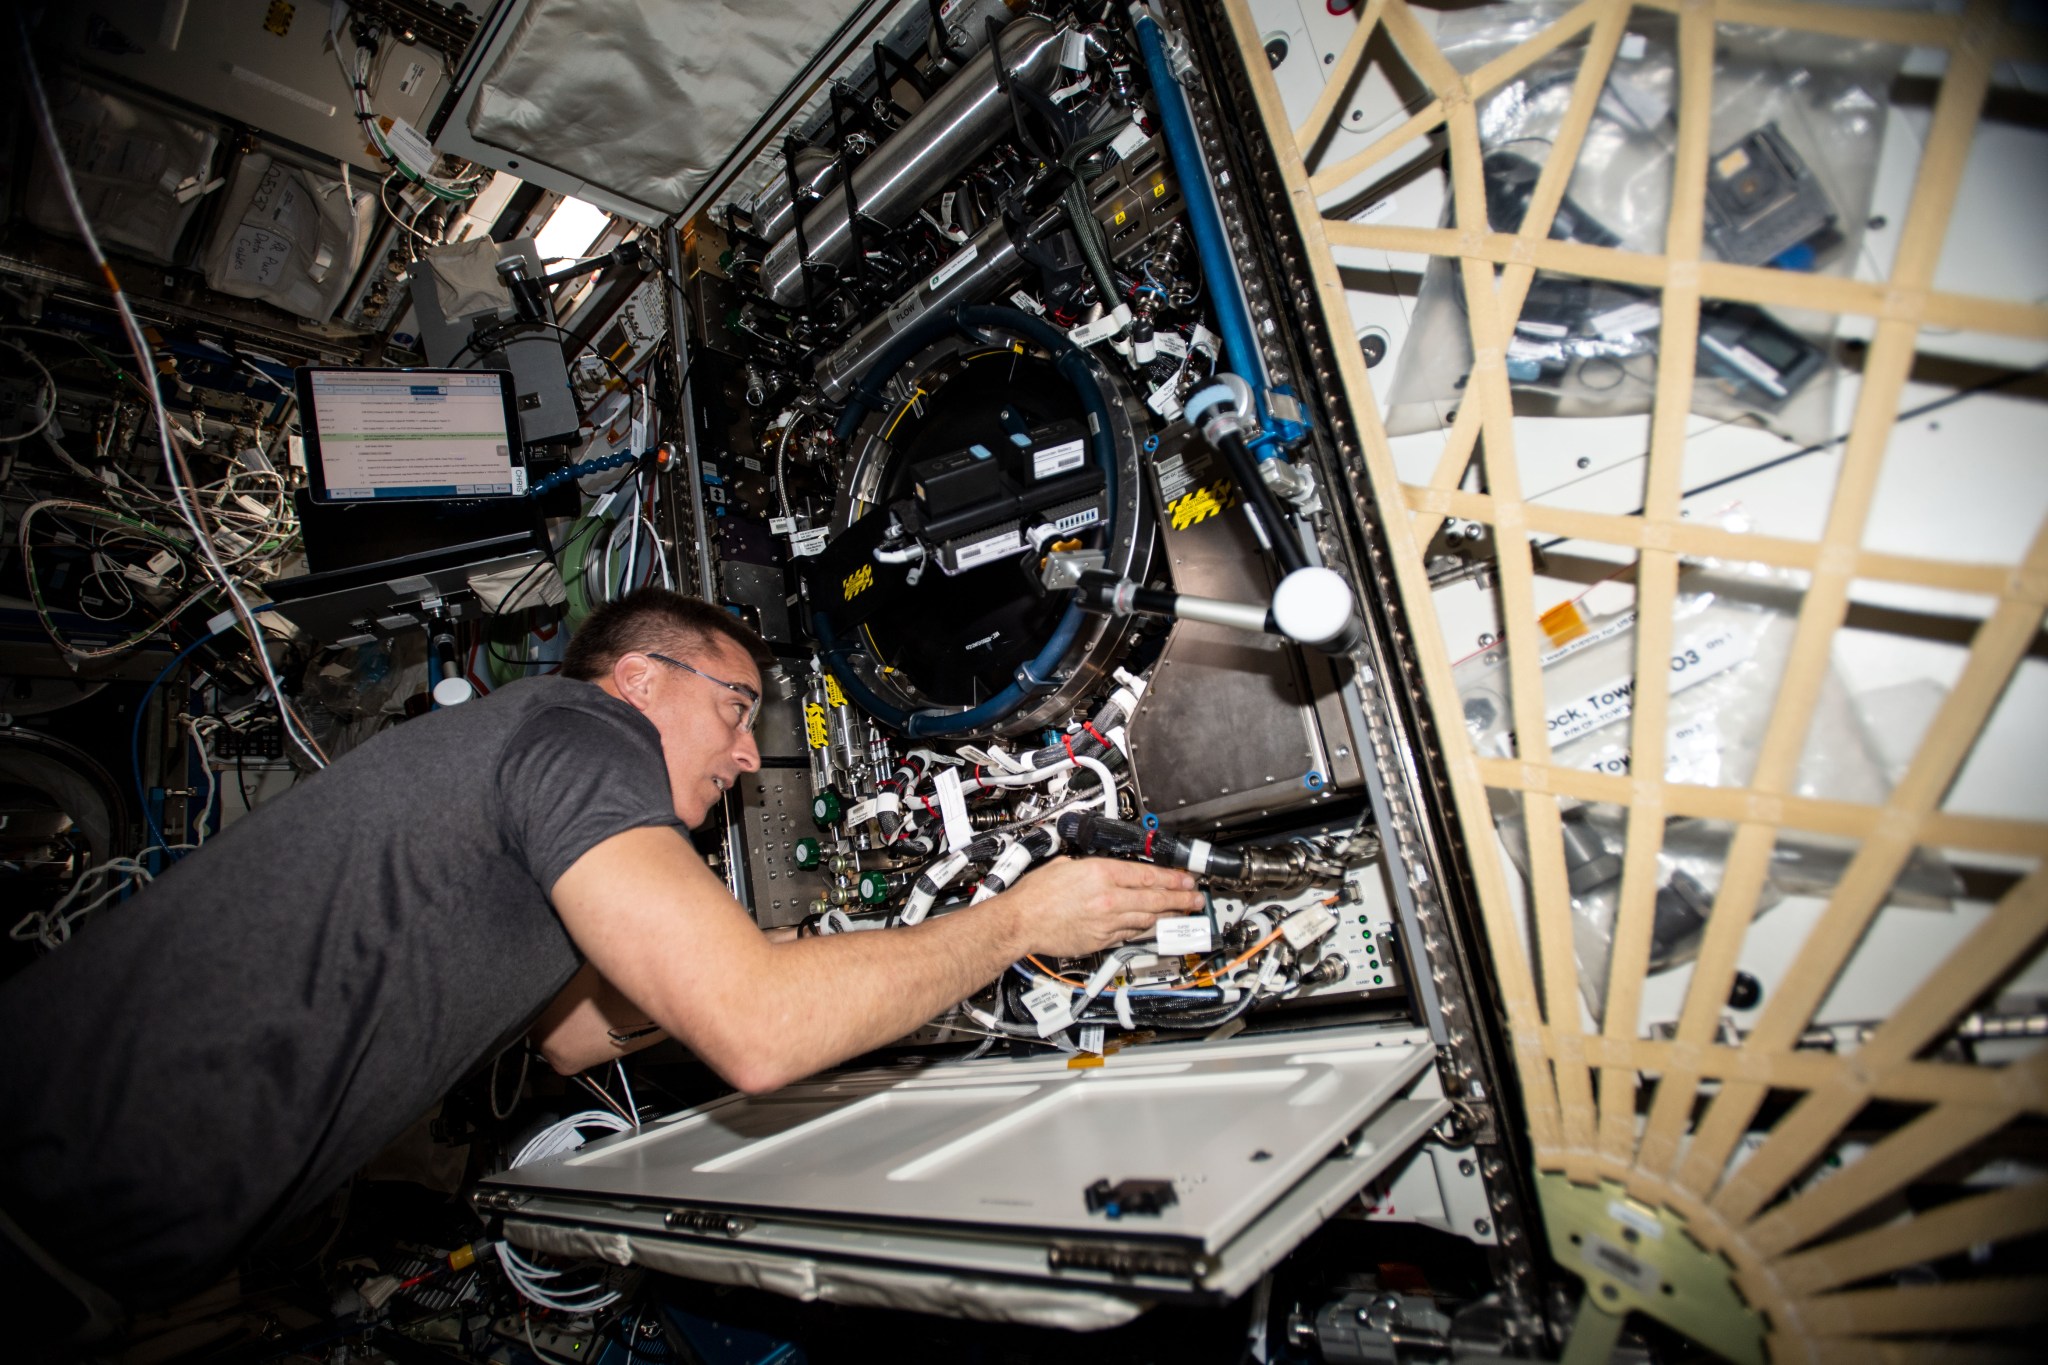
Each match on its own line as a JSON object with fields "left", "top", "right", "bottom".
{"left": 758, "top": 16, "right": 1066, "bottom": 307}
{"left": 813, "top": 208, "right": 1059, "bottom": 402}
{"left": 748, "top": 146, "right": 842, "bottom": 249}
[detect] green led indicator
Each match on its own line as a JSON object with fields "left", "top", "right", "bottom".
{"left": 1357, "top": 914, "right": 1367, "bottom": 924}
{"left": 1373, "top": 974, "right": 1384, "bottom": 984}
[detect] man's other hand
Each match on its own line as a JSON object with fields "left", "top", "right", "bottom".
{"left": 999, "top": 856, "right": 1203, "bottom": 958}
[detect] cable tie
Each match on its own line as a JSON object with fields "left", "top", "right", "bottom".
{"left": 1061, "top": 733, "right": 1077, "bottom": 765}
{"left": 1082, "top": 721, "right": 1110, "bottom": 749}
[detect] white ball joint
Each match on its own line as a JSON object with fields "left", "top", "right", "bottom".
{"left": 1271, "top": 566, "right": 1358, "bottom": 649}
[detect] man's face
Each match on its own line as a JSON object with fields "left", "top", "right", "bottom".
{"left": 632, "top": 637, "right": 764, "bottom": 827}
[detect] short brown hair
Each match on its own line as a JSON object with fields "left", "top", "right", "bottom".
{"left": 562, "top": 587, "right": 771, "bottom": 682}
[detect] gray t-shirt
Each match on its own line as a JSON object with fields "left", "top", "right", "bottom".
{"left": 0, "top": 676, "right": 683, "bottom": 1307}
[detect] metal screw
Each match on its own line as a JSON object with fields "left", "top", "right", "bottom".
{"left": 1458, "top": 1159, "right": 1476, "bottom": 1178}
{"left": 1474, "top": 1218, "right": 1492, "bottom": 1236}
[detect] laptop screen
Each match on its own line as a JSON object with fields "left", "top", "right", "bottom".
{"left": 297, "top": 367, "right": 528, "bottom": 503}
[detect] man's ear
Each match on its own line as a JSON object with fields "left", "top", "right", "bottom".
{"left": 610, "top": 653, "right": 656, "bottom": 712}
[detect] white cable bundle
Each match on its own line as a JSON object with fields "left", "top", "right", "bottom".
{"left": 495, "top": 1239, "right": 621, "bottom": 1314}
{"left": 509, "top": 1110, "right": 632, "bottom": 1168}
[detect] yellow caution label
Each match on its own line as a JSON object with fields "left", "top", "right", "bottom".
{"left": 804, "top": 702, "right": 829, "bottom": 749}
{"left": 1112, "top": 208, "right": 1127, "bottom": 226}
{"left": 1168, "top": 476, "right": 1238, "bottom": 531}
{"left": 823, "top": 674, "right": 847, "bottom": 709}
{"left": 842, "top": 562, "right": 873, "bottom": 601}
{"left": 1152, "top": 179, "right": 1167, "bottom": 198}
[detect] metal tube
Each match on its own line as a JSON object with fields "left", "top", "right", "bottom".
{"left": 814, "top": 208, "right": 1060, "bottom": 402}
{"left": 664, "top": 223, "right": 716, "bottom": 601}
{"left": 1132, "top": 15, "right": 1270, "bottom": 434}
{"left": 750, "top": 146, "right": 842, "bottom": 248}
{"left": 758, "top": 16, "right": 1067, "bottom": 306}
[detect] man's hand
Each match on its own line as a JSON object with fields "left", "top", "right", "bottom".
{"left": 998, "top": 856, "right": 1203, "bottom": 958}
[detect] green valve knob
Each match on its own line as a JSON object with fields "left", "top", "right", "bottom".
{"left": 793, "top": 837, "right": 822, "bottom": 871}
{"left": 857, "top": 870, "right": 891, "bottom": 905}
{"left": 811, "top": 790, "right": 843, "bottom": 826}
{"left": 717, "top": 248, "right": 735, "bottom": 271}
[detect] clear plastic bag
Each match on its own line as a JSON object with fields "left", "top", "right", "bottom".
{"left": 1384, "top": 5, "right": 1899, "bottom": 444}
{"left": 1459, "top": 564, "right": 1957, "bottom": 1018}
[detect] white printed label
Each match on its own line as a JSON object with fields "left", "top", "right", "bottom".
{"left": 1068, "top": 314, "right": 1121, "bottom": 348}
{"left": 768, "top": 516, "right": 797, "bottom": 535}
{"left": 1033, "top": 438, "right": 1087, "bottom": 480}
{"left": 1022, "top": 984, "right": 1076, "bottom": 1037}
{"left": 1154, "top": 330, "right": 1188, "bottom": 360}
{"left": 1109, "top": 119, "right": 1150, "bottom": 161}
{"left": 1619, "top": 32, "right": 1648, "bottom": 61}
{"left": 952, "top": 527, "right": 1025, "bottom": 568}
{"left": 789, "top": 527, "right": 831, "bottom": 557}
{"left": 510, "top": 466, "right": 528, "bottom": 495}
{"left": 1591, "top": 300, "right": 1661, "bottom": 338}
{"left": 1155, "top": 916, "right": 1213, "bottom": 954}
{"left": 380, "top": 117, "right": 435, "bottom": 178}
{"left": 397, "top": 60, "right": 430, "bottom": 96}
{"left": 1355, "top": 195, "right": 1399, "bottom": 225}
{"left": 1076, "top": 1023, "right": 1106, "bottom": 1054}
{"left": 1281, "top": 905, "right": 1337, "bottom": 951}
{"left": 928, "top": 242, "right": 980, "bottom": 292}
{"left": 1545, "top": 626, "right": 1755, "bottom": 747}
{"left": 1052, "top": 505, "right": 1101, "bottom": 534}
{"left": 146, "top": 549, "right": 179, "bottom": 576}
{"left": 934, "top": 766, "right": 974, "bottom": 851}
{"left": 1009, "top": 290, "right": 1045, "bottom": 315}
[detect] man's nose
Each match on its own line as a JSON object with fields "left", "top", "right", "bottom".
{"left": 734, "top": 728, "right": 762, "bottom": 772}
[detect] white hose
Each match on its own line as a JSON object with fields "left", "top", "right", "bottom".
{"left": 900, "top": 848, "right": 970, "bottom": 925}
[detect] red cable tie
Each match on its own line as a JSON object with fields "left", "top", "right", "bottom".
{"left": 1143, "top": 830, "right": 1155, "bottom": 860}
{"left": 1082, "top": 721, "right": 1110, "bottom": 749}
{"left": 1061, "top": 733, "right": 1077, "bottom": 765}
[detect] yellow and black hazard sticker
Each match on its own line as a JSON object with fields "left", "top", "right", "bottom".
{"left": 823, "top": 674, "right": 847, "bottom": 708}
{"left": 842, "top": 562, "right": 874, "bottom": 601}
{"left": 804, "top": 702, "right": 829, "bottom": 749}
{"left": 1166, "top": 476, "right": 1239, "bottom": 531}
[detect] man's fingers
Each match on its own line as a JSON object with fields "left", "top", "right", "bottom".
{"left": 1107, "top": 861, "right": 1197, "bottom": 892}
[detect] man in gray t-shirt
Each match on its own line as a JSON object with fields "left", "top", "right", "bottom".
{"left": 0, "top": 588, "right": 1198, "bottom": 1321}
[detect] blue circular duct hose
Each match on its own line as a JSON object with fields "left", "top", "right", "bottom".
{"left": 820, "top": 304, "right": 1119, "bottom": 739}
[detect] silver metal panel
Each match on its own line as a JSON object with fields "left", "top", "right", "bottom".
{"left": 483, "top": 1030, "right": 1435, "bottom": 1254}
{"left": 739, "top": 767, "right": 817, "bottom": 929}
{"left": 59, "top": 0, "right": 448, "bottom": 175}
{"left": 489, "top": 1065, "right": 1445, "bottom": 1318}
{"left": 1128, "top": 431, "right": 1345, "bottom": 832}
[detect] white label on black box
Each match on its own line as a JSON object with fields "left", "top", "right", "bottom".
{"left": 789, "top": 527, "right": 831, "bottom": 558}
{"left": 1033, "top": 438, "right": 1087, "bottom": 480}
{"left": 952, "top": 527, "right": 1025, "bottom": 568}
{"left": 1591, "top": 300, "right": 1661, "bottom": 338}
{"left": 1155, "top": 916, "right": 1213, "bottom": 954}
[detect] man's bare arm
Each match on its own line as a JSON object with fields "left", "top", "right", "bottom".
{"left": 549, "top": 826, "right": 1200, "bottom": 1094}
{"left": 530, "top": 962, "right": 669, "bottom": 1075}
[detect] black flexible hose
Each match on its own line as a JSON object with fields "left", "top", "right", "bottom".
{"left": 1212, "top": 427, "right": 1309, "bottom": 577}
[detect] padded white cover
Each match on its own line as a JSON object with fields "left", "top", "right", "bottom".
{"left": 27, "top": 82, "right": 220, "bottom": 265}
{"left": 202, "top": 153, "right": 375, "bottom": 321}
{"left": 466, "top": 0, "right": 872, "bottom": 217}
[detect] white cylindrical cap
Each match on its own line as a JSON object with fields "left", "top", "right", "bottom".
{"left": 1271, "top": 567, "right": 1355, "bottom": 646}
{"left": 432, "top": 676, "right": 476, "bottom": 707}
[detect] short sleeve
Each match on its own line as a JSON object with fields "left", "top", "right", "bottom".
{"left": 496, "top": 700, "right": 684, "bottom": 892}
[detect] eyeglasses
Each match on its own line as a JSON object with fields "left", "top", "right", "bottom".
{"left": 645, "top": 652, "right": 761, "bottom": 733}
